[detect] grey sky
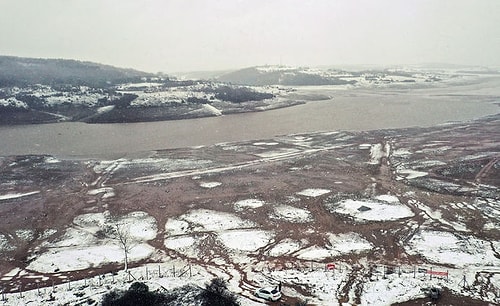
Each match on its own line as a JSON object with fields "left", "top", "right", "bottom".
{"left": 1, "top": 0, "right": 499, "bottom": 73}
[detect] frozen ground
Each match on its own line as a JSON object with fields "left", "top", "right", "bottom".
{"left": 328, "top": 197, "right": 415, "bottom": 222}
{"left": 0, "top": 111, "right": 499, "bottom": 305}
{"left": 26, "top": 211, "right": 157, "bottom": 273}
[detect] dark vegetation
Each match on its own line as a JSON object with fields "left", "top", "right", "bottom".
{"left": 101, "top": 278, "right": 239, "bottom": 306}
{"left": 199, "top": 278, "right": 240, "bottom": 306}
{"left": 0, "top": 56, "right": 151, "bottom": 88}
{"left": 217, "top": 67, "right": 355, "bottom": 86}
{"left": 101, "top": 282, "right": 172, "bottom": 306}
{"left": 202, "top": 85, "right": 274, "bottom": 103}
{"left": 0, "top": 56, "right": 281, "bottom": 124}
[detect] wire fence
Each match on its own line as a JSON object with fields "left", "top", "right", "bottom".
{"left": 0, "top": 262, "right": 195, "bottom": 302}
{"left": 1, "top": 261, "right": 498, "bottom": 303}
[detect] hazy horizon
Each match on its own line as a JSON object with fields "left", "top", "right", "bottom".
{"left": 1, "top": 0, "right": 499, "bottom": 73}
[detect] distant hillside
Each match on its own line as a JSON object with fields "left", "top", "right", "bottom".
{"left": 217, "top": 66, "right": 355, "bottom": 86}
{"left": 0, "top": 58, "right": 289, "bottom": 125}
{"left": 0, "top": 56, "right": 152, "bottom": 87}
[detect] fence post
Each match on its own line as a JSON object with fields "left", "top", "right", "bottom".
{"left": 413, "top": 266, "right": 416, "bottom": 278}
{"left": 158, "top": 265, "right": 161, "bottom": 278}
{"left": 173, "top": 265, "right": 175, "bottom": 277}
{"left": 146, "top": 266, "right": 149, "bottom": 280}
{"left": 429, "top": 267, "right": 432, "bottom": 280}
{"left": 189, "top": 265, "right": 192, "bottom": 277}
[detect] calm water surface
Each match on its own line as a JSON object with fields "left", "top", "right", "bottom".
{"left": 1, "top": 80, "right": 499, "bottom": 159}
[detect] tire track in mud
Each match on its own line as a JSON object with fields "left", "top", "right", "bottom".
{"left": 475, "top": 156, "right": 500, "bottom": 184}
{"left": 336, "top": 264, "right": 363, "bottom": 304}
{"left": 107, "top": 144, "right": 354, "bottom": 186}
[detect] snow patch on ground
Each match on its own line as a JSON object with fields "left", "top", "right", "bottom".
{"left": 180, "top": 209, "right": 256, "bottom": 232}
{"left": 164, "top": 236, "right": 196, "bottom": 252}
{"left": 0, "top": 234, "right": 15, "bottom": 252}
{"left": 252, "top": 142, "right": 279, "bottom": 146}
{"left": 297, "top": 233, "right": 372, "bottom": 260}
{"left": 26, "top": 244, "right": 155, "bottom": 273}
{"left": 165, "top": 219, "right": 191, "bottom": 236}
{"left": 199, "top": 181, "right": 222, "bottom": 188}
{"left": 368, "top": 143, "right": 384, "bottom": 164}
{"left": 202, "top": 104, "right": 222, "bottom": 116}
{"left": 329, "top": 197, "right": 414, "bottom": 222}
{"left": 0, "top": 191, "right": 40, "bottom": 201}
{"left": 271, "top": 205, "right": 313, "bottom": 223}
{"left": 97, "top": 105, "right": 115, "bottom": 114}
{"left": 296, "top": 188, "right": 331, "bottom": 197}
{"left": 26, "top": 211, "right": 157, "bottom": 273}
{"left": 87, "top": 187, "right": 115, "bottom": 198}
{"left": 410, "top": 200, "right": 469, "bottom": 232}
{"left": 327, "top": 232, "right": 373, "bottom": 254}
{"left": 392, "top": 148, "right": 412, "bottom": 157}
{"left": 264, "top": 268, "right": 348, "bottom": 304}
{"left": 362, "top": 274, "right": 428, "bottom": 305}
{"left": 234, "top": 199, "right": 266, "bottom": 211}
{"left": 396, "top": 169, "right": 428, "bottom": 180}
{"left": 218, "top": 230, "right": 274, "bottom": 252}
{"left": 374, "top": 194, "right": 400, "bottom": 203}
{"left": 267, "top": 239, "right": 303, "bottom": 257}
{"left": 15, "top": 229, "right": 34, "bottom": 241}
{"left": 254, "top": 148, "right": 300, "bottom": 158}
{"left": 406, "top": 230, "right": 500, "bottom": 267}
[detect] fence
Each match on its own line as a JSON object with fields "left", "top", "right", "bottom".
{"left": 2, "top": 261, "right": 497, "bottom": 303}
{"left": 0, "top": 262, "right": 195, "bottom": 303}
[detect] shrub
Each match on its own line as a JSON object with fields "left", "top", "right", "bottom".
{"left": 101, "top": 282, "right": 172, "bottom": 306}
{"left": 199, "top": 278, "right": 240, "bottom": 306}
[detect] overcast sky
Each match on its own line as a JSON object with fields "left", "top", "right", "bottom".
{"left": 1, "top": 0, "right": 499, "bottom": 73}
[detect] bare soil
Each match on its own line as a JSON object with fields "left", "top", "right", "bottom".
{"left": 0, "top": 113, "right": 498, "bottom": 305}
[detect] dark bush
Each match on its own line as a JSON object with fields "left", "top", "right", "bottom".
{"left": 101, "top": 282, "right": 172, "bottom": 306}
{"left": 113, "top": 94, "right": 138, "bottom": 109}
{"left": 199, "top": 278, "right": 240, "bottom": 306}
{"left": 15, "top": 94, "right": 47, "bottom": 110}
{"left": 187, "top": 96, "right": 210, "bottom": 104}
{"left": 206, "top": 85, "right": 274, "bottom": 103}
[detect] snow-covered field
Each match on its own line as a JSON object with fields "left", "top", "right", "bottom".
{"left": 26, "top": 211, "right": 157, "bottom": 273}
{"left": 1, "top": 111, "right": 499, "bottom": 305}
{"left": 5, "top": 192, "right": 496, "bottom": 305}
{"left": 406, "top": 230, "right": 499, "bottom": 267}
{"left": 327, "top": 195, "right": 414, "bottom": 222}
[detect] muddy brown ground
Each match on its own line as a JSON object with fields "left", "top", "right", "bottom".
{"left": 0, "top": 114, "right": 498, "bottom": 305}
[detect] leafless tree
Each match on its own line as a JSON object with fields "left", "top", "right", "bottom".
{"left": 112, "top": 222, "right": 133, "bottom": 271}
{"left": 100, "top": 217, "right": 134, "bottom": 271}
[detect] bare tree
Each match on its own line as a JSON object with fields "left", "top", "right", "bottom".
{"left": 112, "top": 221, "right": 133, "bottom": 271}
{"left": 99, "top": 217, "right": 134, "bottom": 271}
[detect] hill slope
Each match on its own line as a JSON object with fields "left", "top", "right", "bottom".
{"left": 217, "top": 66, "right": 355, "bottom": 86}
{"left": 0, "top": 56, "right": 152, "bottom": 87}
{"left": 0, "top": 57, "right": 296, "bottom": 125}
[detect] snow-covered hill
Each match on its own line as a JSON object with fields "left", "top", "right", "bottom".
{"left": 216, "top": 64, "right": 486, "bottom": 87}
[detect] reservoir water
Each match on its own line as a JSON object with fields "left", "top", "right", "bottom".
{"left": 1, "top": 79, "right": 499, "bottom": 159}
